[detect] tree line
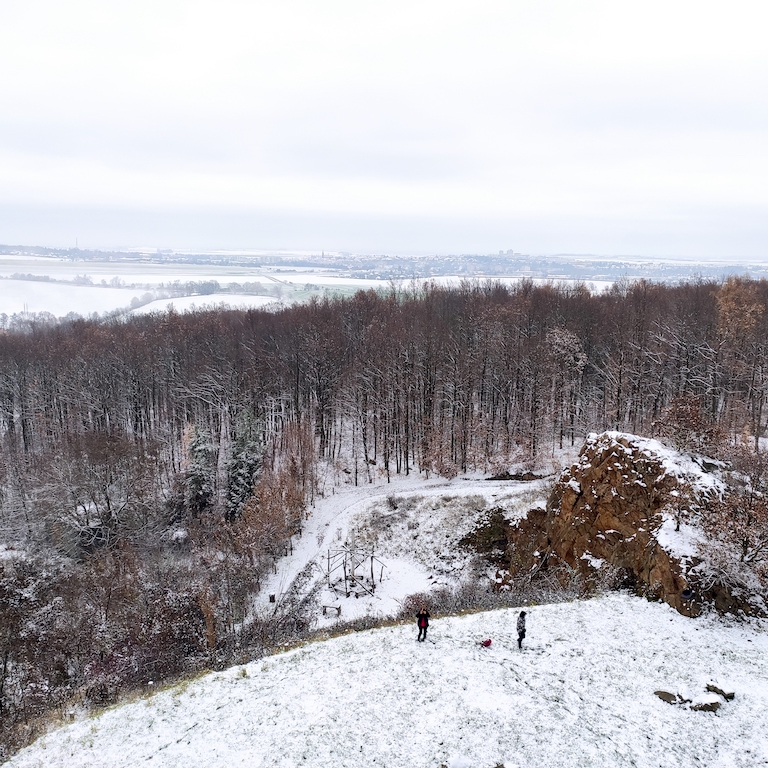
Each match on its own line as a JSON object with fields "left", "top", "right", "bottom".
{"left": 4, "top": 277, "right": 768, "bottom": 477}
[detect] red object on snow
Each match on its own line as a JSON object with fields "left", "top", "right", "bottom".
{"left": 481, "top": 638, "right": 491, "bottom": 647}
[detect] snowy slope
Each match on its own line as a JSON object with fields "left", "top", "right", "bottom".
{"left": 7, "top": 594, "right": 768, "bottom": 768}
{"left": 255, "top": 474, "right": 552, "bottom": 628}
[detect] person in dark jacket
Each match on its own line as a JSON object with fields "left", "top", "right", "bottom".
{"left": 416, "top": 607, "right": 430, "bottom": 642}
{"left": 517, "top": 610, "right": 527, "bottom": 649}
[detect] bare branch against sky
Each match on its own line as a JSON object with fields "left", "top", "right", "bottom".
{"left": 0, "top": 1, "right": 766, "bottom": 256}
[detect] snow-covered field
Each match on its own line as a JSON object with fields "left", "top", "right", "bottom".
{"left": 0, "top": 252, "right": 613, "bottom": 319}
{"left": 7, "top": 594, "right": 767, "bottom": 768}
{"left": 0, "top": 253, "right": 298, "bottom": 286}
{"left": 0, "top": 280, "right": 282, "bottom": 318}
{"left": 130, "top": 294, "right": 281, "bottom": 315}
{"left": 0, "top": 254, "right": 367, "bottom": 317}
{"left": 0, "top": 279, "right": 147, "bottom": 317}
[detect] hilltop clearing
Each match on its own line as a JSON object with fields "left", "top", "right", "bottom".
{"left": 6, "top": 594, "right": 767, "bottom": 768}
{"left": 11, "top": 434, "right": 767, "bottom": 766}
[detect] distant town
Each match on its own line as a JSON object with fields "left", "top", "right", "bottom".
{"left": 2, "top": 243, "right": 767, "bottom": 284}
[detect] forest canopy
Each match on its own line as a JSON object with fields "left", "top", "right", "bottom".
{"left": 2, "top": 278, "right": 766, "bottom": 477}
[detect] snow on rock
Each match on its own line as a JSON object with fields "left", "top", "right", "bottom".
{"left": 655, "top": 517, "right": 704, "bottom": 560}
{"left": 580, "top": 552, "right": 606, "bottom": 569}
{"left": 600, "top": 431, "right": 725, "bottom": 497}
{"left": 7, "top": 593, "right": 768, "bottom": 768}
{"left": 505, "top": 432, "right": 743, "bottom": 617}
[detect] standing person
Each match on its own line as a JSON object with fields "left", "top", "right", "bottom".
{"left": 416, "top": 606, "right": 430, "bottom": 642}
{"left": 517, "top": 610, "right": 527, "bottom": 649}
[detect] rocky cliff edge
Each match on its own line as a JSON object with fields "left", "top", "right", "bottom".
{"left": 504, "top": 431, "right": 764, "bottom": 616}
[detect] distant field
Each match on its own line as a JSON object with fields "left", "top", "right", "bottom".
{"left": 0, "top": 279, "right": 147, "bottom": 318}
{"left": 0, "top": 254, "right": 358, "bottom": 317}
{"left": 0, "top": 253, "right": 613, "bottom": 319}
{"left": 131, "top": 294, "right": 280, "bottom": 315}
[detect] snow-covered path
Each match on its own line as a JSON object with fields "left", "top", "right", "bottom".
{"left": 9, "top": 594, "right": 768, "bottom": 768}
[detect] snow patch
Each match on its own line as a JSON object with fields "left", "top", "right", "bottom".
{"left": 580, "top": 552, "right": 606, "bottom": 569}
{"left": 656, "top": 516, "right": 704, "bottom": 559}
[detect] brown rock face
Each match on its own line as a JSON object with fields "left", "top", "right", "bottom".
{"left": 507, "top": 432, "right": 699, "bottom": 616}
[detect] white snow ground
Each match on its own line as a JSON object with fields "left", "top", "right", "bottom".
{"left": 0, "top": 279, "right": 147, "bottom": 317}
{"left": 7, "top": 594, "right": 767, "bottom": 768}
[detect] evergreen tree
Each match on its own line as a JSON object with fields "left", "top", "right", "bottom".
{"left": 185, "top": 427, "right": 215, "bottom": 517}
{"left": 225, "top": 413, "right": 264, "bottom": 521}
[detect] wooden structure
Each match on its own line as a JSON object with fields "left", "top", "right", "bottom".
{"left": 324, "top": 545, "right": 387, "bottom": 599}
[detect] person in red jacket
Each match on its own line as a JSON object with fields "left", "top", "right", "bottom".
{"left": 416, "top": 606, "right": 430, "bottom": 642}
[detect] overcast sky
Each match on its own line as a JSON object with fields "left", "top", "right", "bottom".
{"left": 1, "top": 1, "right": 766, "bottom": 257}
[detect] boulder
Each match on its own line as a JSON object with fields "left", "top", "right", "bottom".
{"left": 690, "top": 694, "right": 722, "bottom": 712}
{"left": 654, "top": 690, "right": 681, "bottom": 704}
{"left": 706, "top": 683, "right": 735, "bottom": 701}
{"left": 501, "top": 431, "right": 765, "bottom": 616}
{"left": 655, "top": 689, "right": 725, "bottom": 711}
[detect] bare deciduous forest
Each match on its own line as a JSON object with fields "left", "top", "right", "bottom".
{"left": 2, "top": 277, "right": 767, "bottom": 756}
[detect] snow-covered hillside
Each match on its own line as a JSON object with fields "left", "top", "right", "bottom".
{"left": 7, "top": 458, "right": 768, "bottom": 767}
{"left": 7, "top": 594, "right": 767, "bottom": 768}
{"left": 254, "top": 474, "right": 552, "bottom": 628}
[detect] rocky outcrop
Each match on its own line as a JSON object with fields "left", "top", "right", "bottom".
{"left": 505, "top": 432, "right": 719, "bottom": 616}
{"left": 654, "top": 690, "right": 725, "bottom": 712}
